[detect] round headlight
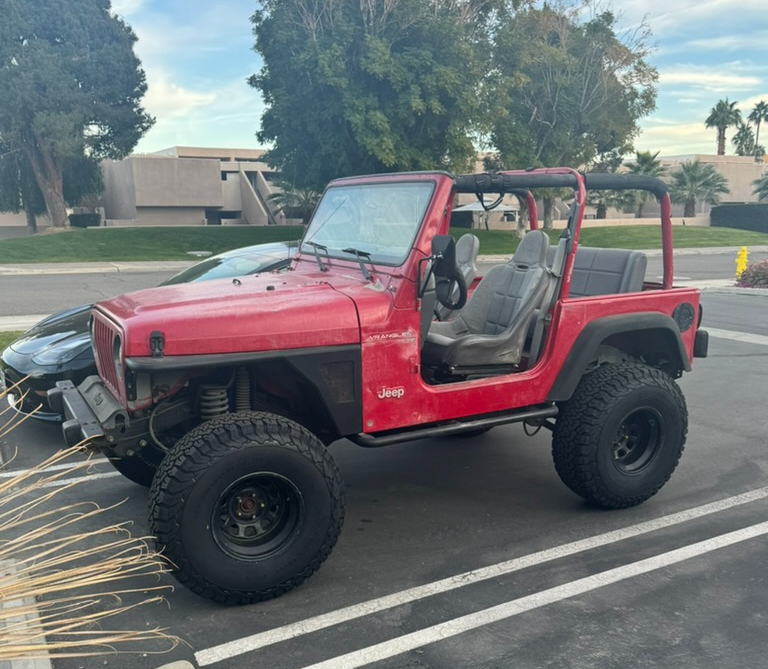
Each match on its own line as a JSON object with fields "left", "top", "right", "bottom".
{"left": 112, "top": 334, "right": 123, "bottom": 381}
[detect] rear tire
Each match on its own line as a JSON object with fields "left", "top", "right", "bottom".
{"left": 552, "top": 363, "right": 687, "bottom": 509}
{"left": 148, "top": 411, "right": 345, "bottom": 605}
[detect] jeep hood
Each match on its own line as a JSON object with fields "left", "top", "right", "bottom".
{"left": 95, "top": 271, "right": 363, "bottom": 357}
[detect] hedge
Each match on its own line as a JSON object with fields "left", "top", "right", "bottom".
{"left": 69, "top": 213, "right": 101, "bottom": 228}
{"left": 710, "top": 204, "right": 768, "bottom": 233}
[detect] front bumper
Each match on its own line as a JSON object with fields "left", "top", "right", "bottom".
{"left": 48, "top": 376, "right": 129, "bottom": 448}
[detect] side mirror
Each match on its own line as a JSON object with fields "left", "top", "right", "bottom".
{"left": 431, "top": 235, "right": 457, "bottom": 278}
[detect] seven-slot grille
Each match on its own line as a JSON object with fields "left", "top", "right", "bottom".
{"left": 91, "top": 311, "right": 123, "bottom": 402}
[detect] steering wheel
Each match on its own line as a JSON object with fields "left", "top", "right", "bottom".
{"left": 435, "top": 271, "right": 467, "bottom": 311}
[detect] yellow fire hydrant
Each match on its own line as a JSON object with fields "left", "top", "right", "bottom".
{"left": 735, "top": 246, "right": 748, "bottom": 278}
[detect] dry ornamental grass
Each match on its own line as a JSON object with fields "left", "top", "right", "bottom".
{"left": 0, "top": 380, "right": 181, "bottom": 661}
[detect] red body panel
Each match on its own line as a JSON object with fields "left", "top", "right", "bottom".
{"left": 95, "top": 268, "right": 365, "bottom": 357}
{"left": 357, "top": 283, "right": 700, "bottom": 432}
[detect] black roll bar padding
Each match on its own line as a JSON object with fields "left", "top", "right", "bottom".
{"left": 454, "top": 172, "right": 668, "bottom": 199}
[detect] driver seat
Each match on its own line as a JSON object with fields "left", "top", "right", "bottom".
{"left": 422, "top": 230, "right": 550, "bottom": 370}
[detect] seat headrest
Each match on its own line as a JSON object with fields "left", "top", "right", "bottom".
{"left": 455, "top": 234, "right": 480, "bottom": 267}
{"left": 512, "top": 230, "right": 549, "bottom": 268}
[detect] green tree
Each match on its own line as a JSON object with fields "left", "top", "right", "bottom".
{"left": 753, "top": 174, "right": 768, "bottom": 202}
{"left": 268, "top": 180, "right": 321, "bottom": 225}
{"left": 669, "top": 160, "right": 729, "bottom": 217}
{"left": 250, "top": 0, "right": 498, "bottom": 189}
{"left": 731, "top": 121, "right": 764, "bottom": 158}
{"left": 0, "top": 0, "right": 153, "bottom": 227}
{"left": 705, "top": 98, "right": 741, "bottom": 156}
{"left": 489, "top": 5, "right": 657, "bottom": 227}
{"left": 625, "top": 150, "right": 666, "bottom": 218}
{"left": 0, "top": 138, "right": 45, "bottom": 233}
{"left": 748, "top": 100, "right": 768, "bottom": 158}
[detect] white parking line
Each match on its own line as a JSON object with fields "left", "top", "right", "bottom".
{"left": 298, "top": 521, "right": 768, "bottom": 669}
{"left": 195, "top": 486, "right": 768, "bottom": 666}
{"left": 0, "top": 461, "right": 89, "bottom": 478}
{"left": 39, "top": 471, "right": 122, "bottom": 488}
{"left": 0, "top": 458, "right": 120, "bottom": 487}
{"left": 707, "top": 327, "right": 768, "bottom": 347}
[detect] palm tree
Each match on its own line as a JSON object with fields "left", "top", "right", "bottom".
{"left": 268, "top": 180, "right": 321, "bottom": 225}
{"left": 625, "top": 150, "right": 666, "bottom": 218}
{"left": 705, "top": 99, "right": 742, "bottom": 155}
{"left": 669, "top": 160, "right": 730, "bottom": 217}
{"left": 753, "top": 174, "right": 768, "bottom": 202}
{"left": 748, "top": 100, "right": 768, "bottom": 157}
{"left": 732, "top": 121, "right": 758, "bottom": 156}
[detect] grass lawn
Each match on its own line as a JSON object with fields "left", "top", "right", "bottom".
{"left": 0, "top": 223, "right": 767, "bottom": 263}
{"left": 0, "top": 331, "right": 22, "bottom": 348}
{"left": 0, "top": 226, "right": 306, "bottom": 263}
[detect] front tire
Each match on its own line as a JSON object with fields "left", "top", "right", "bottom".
{"left": 148, "top": 411, "right": 345, "bottom": 605}
{"left": 552, "top": 363, "right": 687, "bottom": 509}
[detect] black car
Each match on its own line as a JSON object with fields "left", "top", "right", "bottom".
{"left": 1, "top": 242, "right": 297, "bottom": 422}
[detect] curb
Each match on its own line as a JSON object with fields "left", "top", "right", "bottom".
{"left": 0, "top": 261, "right": 192, "bottom": 277}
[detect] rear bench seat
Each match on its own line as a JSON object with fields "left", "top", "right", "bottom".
{"left": 568, "top": 247, "right": 647, "bottom": 297}
{"left": 546, "top": 246, "right": 647, "bottom": 297}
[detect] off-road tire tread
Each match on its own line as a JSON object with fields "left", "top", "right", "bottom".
{"left": 552, "top": 363, "right": 688, "bottom": 509}
{"left": 148, "top": 411, "right": 345, "bottom": 605}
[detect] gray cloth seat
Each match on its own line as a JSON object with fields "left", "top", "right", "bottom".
{"left": 435, "top": 233, "right": 480, "bottom": 321}
{"left": 422, "top": 230, "right": 550, "bottom": 369}
{"left": 546, "top": 247, "right": 647, "bottom": 297}
{"left": 567, "top": 247, "right": 647, "bottom": 297}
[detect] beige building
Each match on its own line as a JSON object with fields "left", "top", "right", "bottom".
{"left": 660, "top": 154, "right": 766, "bottom": 216}
{"left": 100, "top": 146, "right": 287, "bottom": 227}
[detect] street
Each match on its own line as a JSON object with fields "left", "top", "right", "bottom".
{"left": 1, "top": 273, "right": 767, "bottom": 668}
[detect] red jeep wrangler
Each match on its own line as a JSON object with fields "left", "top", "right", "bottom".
{"left": 51, "top": 168, "right": 708, "bottom": 604}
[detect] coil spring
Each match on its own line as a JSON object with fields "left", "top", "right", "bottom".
{"left": 235, "top": 367, "right": 251, "bottom": 413}
{"left": 200, "top": 387, "right": 229, "bottom": 421}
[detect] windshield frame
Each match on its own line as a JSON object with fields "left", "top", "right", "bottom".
{"left": 300, "top": 179, "right": 436, "bottom": 268}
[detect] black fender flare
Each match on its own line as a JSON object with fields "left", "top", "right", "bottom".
{"left": 546, "top": 313, "right": 690, "bottom": 402}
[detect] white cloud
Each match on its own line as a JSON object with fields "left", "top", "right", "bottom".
{"left": 684, "top": 31, "right": 768, "bottom": 52}
{"left": 110, "top": 0, "right": 146, "bottom": 18}
{"left": 659, "top": 68, "right": 761, "bottom": 93}
{"left": 619, "top": 0, "right": 768, "bottom": 35}
{"left": 142, "top": 72, "right": 216, "bottom": 119}
{"left": 636, "top": 120, "right": 721, "bottom": 156}
{"left": 134, "top": 73, "right": 263, "bottom": 152}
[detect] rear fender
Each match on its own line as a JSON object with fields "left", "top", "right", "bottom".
{"left": 547, "top": 313, "right": 690, "bottom": 402}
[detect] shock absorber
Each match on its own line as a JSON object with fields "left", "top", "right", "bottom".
{"left": 200, "top": 386, "right": 229, "bottom": 421}
{"left": 235, "top": 367, "right": 251, "bottom": 413}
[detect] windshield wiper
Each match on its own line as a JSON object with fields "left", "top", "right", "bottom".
{"left": 305, "top": 241, "right": 330, "bottom": 272}
{"left": 341, "top": 247, "right": 372, "bottom": 281}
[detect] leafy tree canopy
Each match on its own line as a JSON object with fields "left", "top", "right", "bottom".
{"left": 250, "top": 0, "right": 504, "bottom": 189}
{"left": 0, "top": 0, "right": 153, "bottom": 227}
{"left": 490, "top": 4, "right": 657, "bottom": 171}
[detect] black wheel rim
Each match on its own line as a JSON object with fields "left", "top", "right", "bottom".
{"left": 611, "top": 407, "right": 664, "bottom": 474}
{"left": 212, "top": 473, "right": 303, "bottom": 561}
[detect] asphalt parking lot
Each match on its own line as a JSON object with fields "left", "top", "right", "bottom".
{"left": 2, "top": 288, "right": 768, "bottom": 669}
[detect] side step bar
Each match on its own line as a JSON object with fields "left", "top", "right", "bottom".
{"left": 350, "top": 404, "right": 558, "bottom": 448}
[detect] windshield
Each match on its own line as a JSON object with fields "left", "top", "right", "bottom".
{"left": 301, "top": 181, "right": 434, "bottom": 266}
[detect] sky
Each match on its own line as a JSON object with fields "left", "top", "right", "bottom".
{"left": 114, "top": 0, "right": 768, "bottom": 160}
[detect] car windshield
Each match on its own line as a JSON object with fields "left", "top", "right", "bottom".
{"left": 160, "top": 244, "right": 295, "bottom": 285}
{"left": 301, "top": 181, "right": 434, "bottom": 266}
